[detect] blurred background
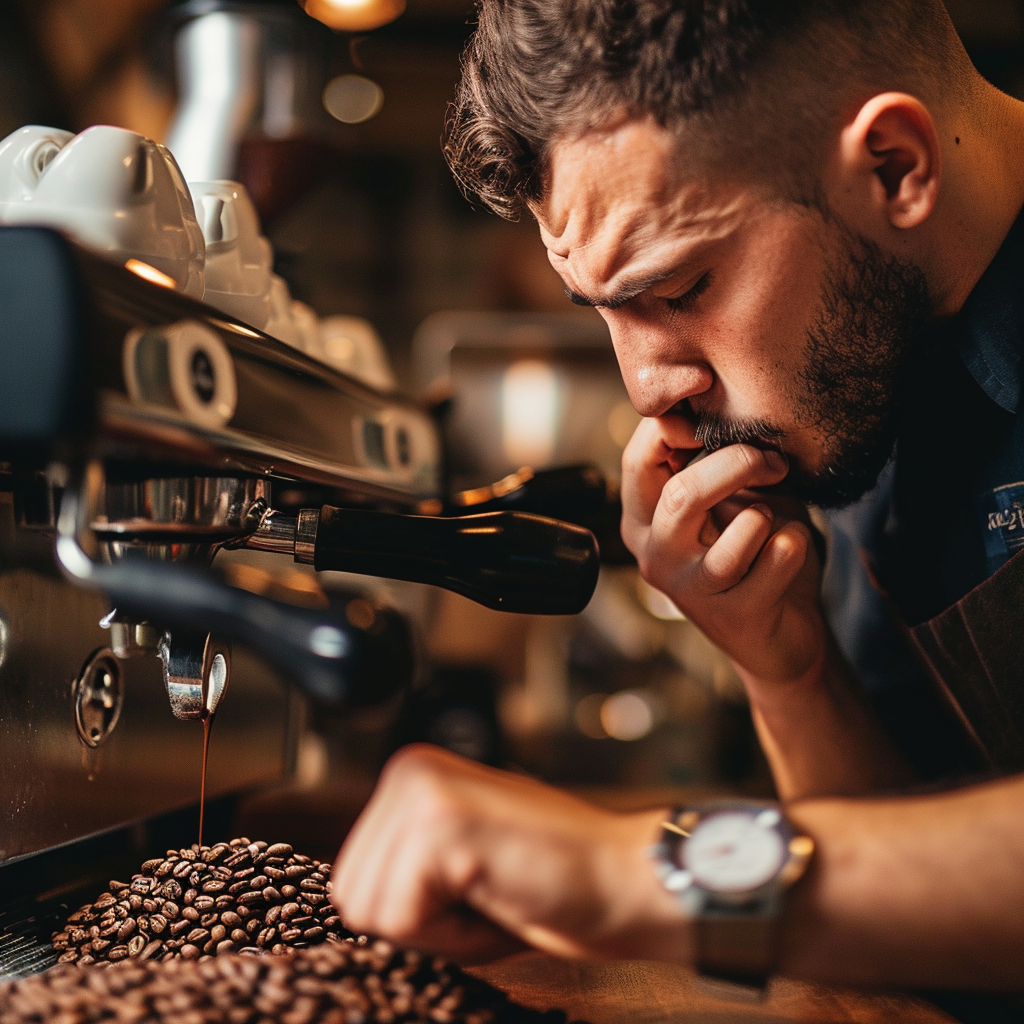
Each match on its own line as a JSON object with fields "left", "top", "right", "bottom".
{"left": 1, "top": 0, "right": 1022, "bottom": 854}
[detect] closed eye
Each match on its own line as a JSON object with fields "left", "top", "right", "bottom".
{"left": 666, "top": 272, "right": 712, "bottom": 312}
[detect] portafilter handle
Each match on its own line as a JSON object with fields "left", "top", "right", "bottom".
{"left": 248, "top": 506, "right": 601, "bottom": 615}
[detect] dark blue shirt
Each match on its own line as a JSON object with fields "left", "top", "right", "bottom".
{"left": 822, "top": 207, "right": 1024, "bottom": 773}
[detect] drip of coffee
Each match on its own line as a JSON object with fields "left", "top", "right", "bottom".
{"left": 198, "top": 711, "right": 212, "bottom": 848}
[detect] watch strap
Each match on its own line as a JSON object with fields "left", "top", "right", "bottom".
{"left": 694, "top": 900, "right": 780, "bottom": 996}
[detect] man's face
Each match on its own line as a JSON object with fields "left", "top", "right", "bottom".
{"left": 535, "top": 117, "right": 930, "bottom": 507}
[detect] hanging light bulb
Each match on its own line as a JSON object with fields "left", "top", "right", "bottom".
{"left": 300, "top": 0, "right": 406, "bottom": 32}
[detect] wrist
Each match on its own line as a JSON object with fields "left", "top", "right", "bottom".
{"left": 590, "top": 808, "right": 695, "bottom": 962}
{"left": 736, "top": 642, "right": 829, "bottom": 717}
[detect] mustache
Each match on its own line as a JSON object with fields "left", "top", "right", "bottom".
{"left": 692, "top": 410, "right": 786, "bottom": 453}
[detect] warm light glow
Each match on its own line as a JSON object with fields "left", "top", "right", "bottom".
{"left": 501, "top": 359, "right": 560, "bottom": 468}
{"left": 302, "top": 0, "right": 405, "bottom": 32}
{"left": 600, "top": 690, "right": 656, "bottom": 741}
{"left": 125, "top": 259, "right": 176, "bottom": 290}
{"left": 323, "top": 75, "right": 384, "bottom": 125}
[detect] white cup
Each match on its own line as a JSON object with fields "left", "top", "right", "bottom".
{"left": 0, "top": 124, "right": 205, "bottom": 298}
{"left": 188, "top": 180, "right": 273, "bottom": 330}
{"left": 319, "top": 315, "right": 396, "bottom": 390}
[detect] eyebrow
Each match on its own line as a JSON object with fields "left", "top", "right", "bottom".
{"left": 563, "top": 271, "right": 673, "bottom": 310}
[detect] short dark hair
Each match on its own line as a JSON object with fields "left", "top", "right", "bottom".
{"left": 444, "top": 0, "right": 971, "bottom": 219}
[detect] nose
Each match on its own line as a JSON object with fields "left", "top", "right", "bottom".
{"left": 603, "top": 310, "right": 714, "bottom": 418}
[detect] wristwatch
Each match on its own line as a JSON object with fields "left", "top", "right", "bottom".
{"left": 652, "top": 801, "right": 814, "bottom": 997}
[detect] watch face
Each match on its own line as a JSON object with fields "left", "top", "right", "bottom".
{"left": 683, "top": 811, "right": 785, "bottom": 893}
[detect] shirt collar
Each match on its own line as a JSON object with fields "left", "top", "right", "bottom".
{"left": 957, "top": 205, "right": 1024, "bottom": 413}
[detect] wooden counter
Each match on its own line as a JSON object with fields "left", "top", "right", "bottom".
{"left": 472, "top": 952, "right": 957, "bottom": 1024}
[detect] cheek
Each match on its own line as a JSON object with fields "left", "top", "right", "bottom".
{"left": 716, "top": 228, "right": 827, "bottom": 387}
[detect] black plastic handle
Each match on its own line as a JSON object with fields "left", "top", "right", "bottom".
{"left": 87, "top": 559, "right": 413, "bottom": 707}
{"left": 313, "top": 507, "right": 600, "bottom": 615}
{"left": 450, "top": 465, "right": 635, "bottom": 567}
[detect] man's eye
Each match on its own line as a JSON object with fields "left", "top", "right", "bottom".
{"left": 666, "top": 272, "right": 712, "bottom": 312}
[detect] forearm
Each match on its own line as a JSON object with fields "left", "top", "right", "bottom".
{"left": 739, "top": 638, "right": 912, "bottom": 800}
{"left": 780, "top": 775, "right": 1024, "bottom": 989}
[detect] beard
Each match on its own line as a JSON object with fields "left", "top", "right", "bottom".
{"left": 693, "top": 230, "right": 931, "bottom": 509}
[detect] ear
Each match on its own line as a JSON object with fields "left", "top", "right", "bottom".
{"left": 836, "top": 93, "right": 941, "bottom": 231}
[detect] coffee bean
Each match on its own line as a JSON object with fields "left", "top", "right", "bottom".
{"left": 180, "top": 944, "right": 200, "bottom": 960}
{"left": 107, "top": 946, "right": 129, "bottom": 961}
{"left": 52, "top": 840, "right": 353, "bottom": 968}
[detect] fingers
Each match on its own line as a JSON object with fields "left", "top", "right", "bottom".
{"left": 700, "top": 504, "right": 775, "bottom": 593}
{"left": 621, "top": 415, "right": 702, "bottom": 533}
{"left": 743, "top": 521, "right": 811, "bottom": 605}
{"left": 658, "top": 445, "right": 788, "bottom": 529}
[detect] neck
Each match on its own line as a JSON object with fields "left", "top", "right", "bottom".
{"left": 928, "top": 81, "right": 1024, "bottom": 317}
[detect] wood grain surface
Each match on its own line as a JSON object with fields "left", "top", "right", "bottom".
{"left": 471, "top": 952, "right": 957, "bottom": 1024}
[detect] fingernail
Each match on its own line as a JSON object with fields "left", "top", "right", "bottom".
{"left": 765, "top": 449, "right": 788, "bottom": 470}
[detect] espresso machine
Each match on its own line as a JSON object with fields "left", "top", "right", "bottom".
{"left": 0, "top": 140, "right": 600, "bottom": 981}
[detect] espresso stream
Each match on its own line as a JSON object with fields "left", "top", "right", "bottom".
{"left": 198, "top": 711, "right": 212, "bottom": 848}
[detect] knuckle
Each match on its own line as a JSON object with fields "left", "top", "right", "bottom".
{"left": 661, "top": 474, "right": 699, "bottom": 519}
{"left": 382, "top": 742, "right": 447, "bottom": 783}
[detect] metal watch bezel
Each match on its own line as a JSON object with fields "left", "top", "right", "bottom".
{"left": 653, "top": 801, "right": 814, "bottom": 915}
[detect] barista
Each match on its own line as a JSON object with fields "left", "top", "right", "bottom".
{"left": 331, "top": 0, "right": 1024, "bottom": 992}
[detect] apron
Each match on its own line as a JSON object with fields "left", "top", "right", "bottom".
{"left": 909, "top": 545, "right": 1024, "bottom": 774}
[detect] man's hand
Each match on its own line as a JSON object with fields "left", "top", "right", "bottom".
{"left": 621, "top": 414, "right": 826, "bottom": 686}
{"left": 331, "top": 744, "right": 689, "bottom": 965}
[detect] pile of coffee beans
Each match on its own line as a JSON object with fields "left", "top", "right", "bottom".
{"left": 2, "top": 939, "right": 574, "bottom": 1024}
{"left": 52, "top": 839, "right": 350, "bottom": 966}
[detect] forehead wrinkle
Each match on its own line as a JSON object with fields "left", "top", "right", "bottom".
{"left": 563, "top": 193, "right": 747, "bottom": 300}
{"left": 539, "top": 119, "right": 753, "bottom": 298}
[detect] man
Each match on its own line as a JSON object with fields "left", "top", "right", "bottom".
{"left": 331, "top": 0, "right": 1024, "bottom": 991}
